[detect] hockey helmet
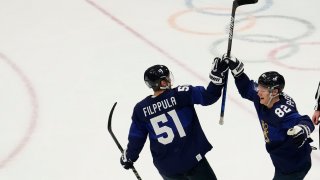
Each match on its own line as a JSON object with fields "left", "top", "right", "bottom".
{"left": 258, "top": 71, "right": 285, "bottom": 92}
{"left": 144, "top": 65, "right": 171, "bottom": 89}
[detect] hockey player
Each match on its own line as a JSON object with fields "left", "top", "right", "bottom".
{"left": 224, "top": 55, "right": 315, "bottom": 180}
{"left": 120, "top": 57, "right": 228, "bottom": 180}
{"left": 312, "top": 82, "right": 320, "bottom": 125}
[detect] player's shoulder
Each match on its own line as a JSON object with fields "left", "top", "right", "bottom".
{"left": 174, "top": 84, "right": 192, "bottom": 90}
{"left": 172, "top": 84, "right": 193, "bottom": 93}
{"left": 272, "top": 93, "right": 298, "bottom": 119}
{"left": 271, "top": 93, "right": 297, "bottom": 111}
{"left": 279, "top": 92, "right": 297, "bottom": 108}
{"left": 134, "top": 95, "right": 152, "bottom": 109}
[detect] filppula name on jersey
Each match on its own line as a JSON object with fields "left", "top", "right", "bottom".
{"left": 143, "top": 97, "right": 177, "bottom": 117}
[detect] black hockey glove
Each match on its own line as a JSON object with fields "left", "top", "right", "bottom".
{"left": 222, "top": 54, "right": 244, "bottom": 77}
{"left": 287, "top": 125, "right": 311, "bottom": 148}
{"left": 209, "top": 57, "right": 229, "bottom": 85}
{"left": 120, "top": 149, "right": 133, "bottom": 169}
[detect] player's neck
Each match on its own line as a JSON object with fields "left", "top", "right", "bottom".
{"left": 267, "top": 96, "right": 280, "bottom": 108}
{"left": 153, "top": 90, "right": 165, "bottom": 97}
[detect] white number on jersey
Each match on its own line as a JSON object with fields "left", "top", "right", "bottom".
{"left": 150, "top": 109, "right": 186, "bottom": 145}
{"left": 177, "top": 85, "right": 189, "bottom": 92}
{"left": 275, "top": 105, "right": 291, "bottom": 117}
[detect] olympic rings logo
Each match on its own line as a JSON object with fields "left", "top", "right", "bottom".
{"left": 268, "top": 42, "right": 320, "bottom": 71}
{"left": 167, "top": 0, "right": 319, "bottom": 71}
{"left": 185, "top": 0, "right": 273, "bottom": 16}
{"left": 168, "top": 7, "right": 256, "bottom": 35}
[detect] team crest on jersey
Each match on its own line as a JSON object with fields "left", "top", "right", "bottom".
{"left": 261, "top": 120, "right": 270, "bottom": 143}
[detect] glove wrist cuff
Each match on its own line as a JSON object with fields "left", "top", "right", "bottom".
{"left": 231, "top": 62, "right": 244, "bottom": 77}
{"left": 297, "top": 124, "right": 311, "bottom": 137}
{"left": 209, "top": 74, "right": 224, "bottom": 85}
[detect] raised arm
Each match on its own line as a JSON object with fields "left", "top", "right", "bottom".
{"left": 223, "top": 55, "right": 257, "bottom": 101}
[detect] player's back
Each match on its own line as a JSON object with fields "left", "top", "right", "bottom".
{"left": 132, "top": 85, "right": 213, "bottom": 176}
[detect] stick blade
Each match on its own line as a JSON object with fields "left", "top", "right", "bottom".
{"left": 237, "top": 0, "right": 258, "bottom": 6}
{"left": 107, "top": 102, "right": 118, "bottom": 132}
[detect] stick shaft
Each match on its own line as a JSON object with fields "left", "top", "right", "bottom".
{"left": 107, "top": 102, "right": 142, "bottom": 180}
{"left": 219, "top": 1, "right": 238, "bottom": 124}
{"left": 220, "top": 0, "right": 258, "bottom": 123}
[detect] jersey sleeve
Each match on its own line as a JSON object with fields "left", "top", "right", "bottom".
{"left": 126, "top": 105, "right": 148, "bottom": 162}
{"left": 298, "top": 115, "right": 315, "bottom": 133}
{"left": 234, "top": 73, "right": 258, "bottom": 102}
{"left": 281, "top": 113, "right": 314, "bottom": 133}
{"left": 176, "top": 82, "right": 223, "bottom": 106}
{"left": 315, "top": 81, "right": 320, "bottom": 111}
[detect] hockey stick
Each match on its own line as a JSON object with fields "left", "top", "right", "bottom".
{"left": 108, "top": 102, "right": 142, "bottom": 180}
{"left": 219, "top": 0, "right": 258, "bottom": 125}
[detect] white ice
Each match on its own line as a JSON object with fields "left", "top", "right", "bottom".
{"left": 0, "top": 0, "right": 319, "bottom": 179}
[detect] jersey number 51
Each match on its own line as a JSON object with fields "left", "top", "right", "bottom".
{"left": 150, "top": 110, "right": 186, "bottom": 145}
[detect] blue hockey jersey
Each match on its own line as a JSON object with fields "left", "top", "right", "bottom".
{"left": 234, "top": 73, "right": 314, "bottom": 174}
{"left": 126, "top": 82, "right": 223, "bottom": 176}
